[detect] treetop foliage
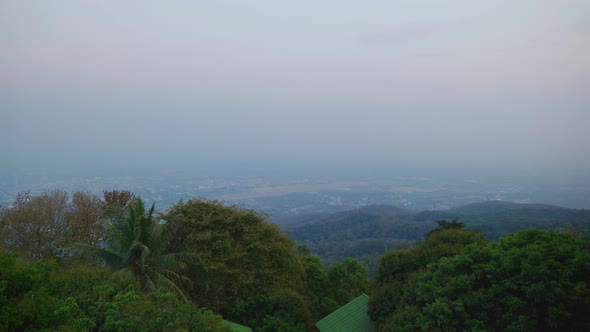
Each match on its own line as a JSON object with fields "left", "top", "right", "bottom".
{"left": 0, "top": 248, "right": 229, "bottom": 331}
{"left": 78, "top": 197, "right": 195, "bottom": 301}
{"left": 425, "top": 219, "right": 465, "bottom": 238}
{"left": 2, "top": 190, "right": 588, "bottom": 331}
{"left": 372, "top": 229, "right": 590, "bottom": 331}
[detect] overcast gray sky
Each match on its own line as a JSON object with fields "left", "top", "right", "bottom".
{"left": 1, "top": 0, "right": 589, "bottom": 177}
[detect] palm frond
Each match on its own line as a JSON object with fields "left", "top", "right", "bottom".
{"left": 75, "top": 243, "right": 124, "bottom": 268}
{"left": 147, "top": 270, "right": 190, "bottom": 302}
{"left": 80, "top": 196, "right": 199, "bottom": 300}
{"left": 142, "top": 273, "right": 158, "bottom": 293}
{"left": 154, "top": 252, "right": 199, "bottom": 271}
{"left": 112, "top": 267, "right": 135, "bottom": 282}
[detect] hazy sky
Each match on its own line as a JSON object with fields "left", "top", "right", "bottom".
{"left": 2, "top": 1, "right": 589, "bottom": 177}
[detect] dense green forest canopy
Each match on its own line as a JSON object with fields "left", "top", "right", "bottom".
{"left": 0, "top": 251, "right": 228, "bottom": 331}
{"left": 285, "top": 202, "right": 590, "bottom": 268}
{"left": 1, "top": 191, "right": 589, "bottom": 331}
{"left": 0, "top": 191, "right": 369, "bottom": 331}
{"left": 370, "top": 228, "right": 590, "bottom": 331}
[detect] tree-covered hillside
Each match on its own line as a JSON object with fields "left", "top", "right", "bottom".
{"left": 1, "top": 191, "right": 589, "bottom": 331}
{"left": 0, "top": 191, "right": 368, "bottom": 331}
{"left": 283, "top": 206, "right": 422, "bottom": 269}
{"left": 285, "top": 201, "right": 590, "bottom": 268}
{"left": 434, "top": 201, "right": 590, "bottom": 239}
{"left": 370, "top": 226, "right": 590, "bottom": 331}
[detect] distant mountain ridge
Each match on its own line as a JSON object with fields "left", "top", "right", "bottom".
{"left": 452, "top": 200, "right": 574, "bottom": 213}
{"left": 355, "top": 204, "right": 415, "bottom": 216}
{"left": 284, "top": 200, "right": 590, "bottom": 268}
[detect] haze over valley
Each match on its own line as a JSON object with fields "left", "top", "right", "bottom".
{"left": 2, "top": 167, "right": 590, "bottom": 220}
{"left": 2, "top": 2, "right": 590, "bottom": 331}
{"left": 2, "top": 1, "right": 589, "bottom": 192}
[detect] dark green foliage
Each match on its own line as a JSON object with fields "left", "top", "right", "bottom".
{"left": 369, "top": 227, "right": 486, "bottom": 324}
{"left": 425, "top": 219, "right": 465, "bottom": 237}
{"left": 303, "top": 256, "right": 339, "bottom": 320}
{"left": 302, "top": 255, "right": 369, "bottom": 323}
{"left": 162, "top": 198, "right": 372, "bottom": 330}
{"left": 327, "top": 258, "right": 370, "bottom": 304}
{"left": 1, "top": 191, "right": 373, "bottom": 332}
{"left": 231, "top": 289, "right": 310, "bottom": 332}
{"left": 0, "top": 249, "right": 228, "bottom": 331}
{"left": 0, "top": 250, "right": 58, "bottom": 330}
{"left": 286, "top": 207, "right": 426, "bottom": 269}
{"left": 79, "top": 197, "right": 195, "bottom": 300}
{"left": 162, "top": 199, "right": 308, "bottom": 329}
{"left": 7, "top": 187, "right": 588, "bottom": 331}
{"left": 95, "top": 290, "right": 227, "bottom": 331}
{"left": 286, "top": 202, "right": 590, "bottom": 270}
{"left": 377, "top": 229, "right": 590, "bottom": 331}
{"left": 421, "top": 201, "right": 590, "bottom": 240}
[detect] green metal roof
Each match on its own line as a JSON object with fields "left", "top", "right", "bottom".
{"left": 315, "top": 294, "right": 376, "bottom": 332}
{"left": 222, "top": 320, "right": 253, "bottom": 332}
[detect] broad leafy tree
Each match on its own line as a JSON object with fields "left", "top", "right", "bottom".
{"left": 0, "top": 191, "right": 106, "bottom": 262}
{"left": 0, "top": 191, "right": 70, "bottom": 260}
{"left": 302, "top": 255, "right": 336, "bottom": 319}
{"left": 102, "top": 190, "right": 136, "bottom": 225}
{"left": 0, "top": 249, "right": 227, "bottom": 331}
{"left": 301, "top": 255, "right": 369, "bottom": 322}
{"left": 327, "top": 258, "right": 369, "bottom": 304}
{"left": 162, "top": 199, "right": 307, "bottom": 327}
{"left": 369, "top": 225, "right": 485, "bottom": 324}
{"left": 68, "top": 191, "right": 104, "bottom": 246}
{"left": 379, "top": 229, "right": 590, "bottom": 331}
{"left": 425, "top": 219, "right": 465, "bottom": 238}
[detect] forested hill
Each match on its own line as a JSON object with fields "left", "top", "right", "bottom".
{"left": 420, "top": 201, "right": 590, "bottom": 239}
{"left": 284, "top": 201, "right": 590, "bottom": 267}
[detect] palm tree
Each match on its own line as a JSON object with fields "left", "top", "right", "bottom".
{"left": 80, "top": 197, "right": 195, "bottom": 300}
